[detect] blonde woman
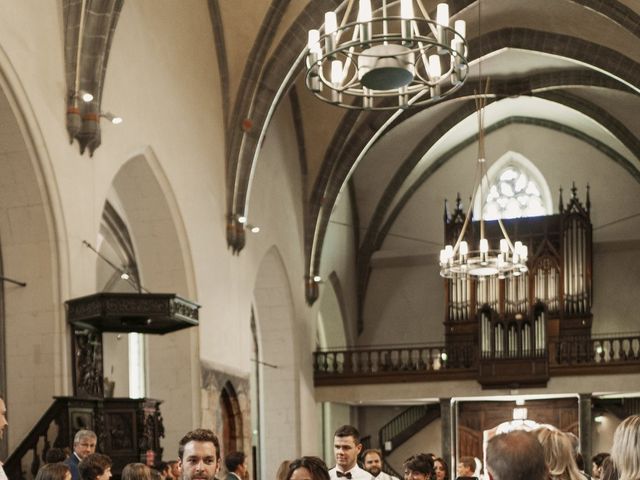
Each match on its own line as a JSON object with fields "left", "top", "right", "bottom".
{"left": 611, "top": 415, "right": 640, "bottom": 480}
{"left": 535, "top": 428, "right": 583, "bottom": 480}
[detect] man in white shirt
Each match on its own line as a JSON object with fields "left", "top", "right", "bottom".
{"left": 0, "top": 395, "right": 7, "bottom": 480}
{"left": 363, "top": 449, "right": 399, "bottom": 480}
{"left": 329, "top": 425, "right": 370, "bottom": 480}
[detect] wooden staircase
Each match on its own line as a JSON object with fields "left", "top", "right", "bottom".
{"left": 3, "top": 396, "right": 163, "bottom": 480}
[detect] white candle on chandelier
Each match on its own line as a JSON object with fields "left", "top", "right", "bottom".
{"left": 401, "top": 0, "right": 414, "bottom": 19}
{"left": 325, "top": 11, "right": 337, "bottom": 34}
{"left": 358, "top": 0, "right": 372, "bottom": 22}
{"left": 480, "top": 238, "right": 489, "bottom": 253}
{"left": 459, "top": 240, "right": 469, "bottom": 257}
{"left": 308, "top": 29, "right": 321, "bottom": 53}
{"left": 436, "top": 3, "right": 449, "bottom": 45}
{"left": 436, "top": 3, "right": 449, "bottom": 27}
{"left": 331, "top": 60, "right": 344, "bottom": 87}
{"left": 454, "top": 20, "right": 466, "bottom": 55}
{"left": 500, "top": 239, "right": 509, "bottom": 254}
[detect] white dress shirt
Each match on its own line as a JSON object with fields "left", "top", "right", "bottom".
{"left": 373, "top": 472, "right": 400, "bottom": 480}
{"left": 329, "top": 465, "right": 371, "bottom": 480}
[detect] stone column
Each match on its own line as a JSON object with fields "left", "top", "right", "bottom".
{"left": 579, "top": 393, "right": 592, "bottom": 459}
{"left": 440, "top": 398, "right": 452, "bottom": 464}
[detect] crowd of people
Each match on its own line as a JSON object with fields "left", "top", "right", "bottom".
{"left": 1, "top": 394, "right": 639, "bottom": 480}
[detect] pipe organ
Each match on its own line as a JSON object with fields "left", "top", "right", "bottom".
{"left": 443, "top": 185, "right": 592, "bottom": 387}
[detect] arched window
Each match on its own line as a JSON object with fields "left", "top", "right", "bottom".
{"left": 475, "top": 152, "right": 552, "bottom": 220}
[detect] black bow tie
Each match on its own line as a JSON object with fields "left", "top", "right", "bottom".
{"left": 337, "top": 472, "right": 352, "bottom": 479}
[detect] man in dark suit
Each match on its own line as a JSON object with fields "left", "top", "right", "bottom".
{"left": 64, "top": 429, "right": 97, "bottom": 480}
{"left": 225, "top": 451, "right": 247, "bottom": 480}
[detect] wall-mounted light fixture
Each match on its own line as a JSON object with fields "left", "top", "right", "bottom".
{"left": 101, "top": 112, "right": 123, "bottom": 124}
{"left": 236, "top": 215, "right": 260, "bottom": 233}
{"left": 76, "top": 89, "right": 94, "bottom": 102}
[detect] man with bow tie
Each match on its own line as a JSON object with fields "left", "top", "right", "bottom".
{"left": 329, "top": 425, "right": 370, "bottom": 480}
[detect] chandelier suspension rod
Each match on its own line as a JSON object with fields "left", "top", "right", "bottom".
{"left": 451, "top": 159, "right": 482, "bottom": 254}
{"left": 416, "top": 0, "right": 438, "bottom": 38}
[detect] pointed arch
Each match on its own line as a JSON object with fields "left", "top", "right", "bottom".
{"left": 107, "top": 147, "right": 199, "bottom": 453}
{"left": 220, "top": 380, "right": 244, "bottom": 455}
{"left": 0, "top": 42, "right": 66, "bottom": 451}
{"left": 474, "top": 151, "right": 553, "bottom": 220}
{"left": 253, "top": 245, "right": 300, "bottom": 480}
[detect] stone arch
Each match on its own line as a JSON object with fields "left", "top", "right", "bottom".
{"left": 0, "top": 43, "right": 65, "bottom": 452}
{"left": 220, "top": 380, "right": 244, "bottom": 456}
{"left": 107, "top": 147, "right": 198, "bottom": 453}
{"left": 253, "top": 245, "right": 299, "bottom": 480}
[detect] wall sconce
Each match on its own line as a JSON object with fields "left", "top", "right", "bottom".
{"left": 236, "top": 215, "right": 260, "bottom": 233}
{"left": 101, "top": 112, "right": 123, "bottom": 124}
{"left": 76, "top": 89, "right": 94, "bottom": 102}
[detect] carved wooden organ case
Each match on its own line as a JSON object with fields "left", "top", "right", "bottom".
{"left": 442, "top": 185, "right": 592, "bottom": 387}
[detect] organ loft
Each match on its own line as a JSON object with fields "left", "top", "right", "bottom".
{"left": 443, "top": 184, "right": 593, "bottom": 388}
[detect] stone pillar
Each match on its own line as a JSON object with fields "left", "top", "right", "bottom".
{"left": 440, "top": 398, "right": 452, "bottom": 464}
{"left": 579, "top": 393, "right": 592, "bottom": 459}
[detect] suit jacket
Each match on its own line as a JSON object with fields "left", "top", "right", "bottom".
{"left": 226, "top": 472, "right": 243, "bottom": 480}
{"left": 64, "top": 453, "right": 81, "bottom": 480}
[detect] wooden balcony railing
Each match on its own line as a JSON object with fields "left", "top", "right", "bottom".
{"left": 314, "top": 343, "right": 477, "bottom": 385}
{"left": 550, "top": 333, "right": 640, "bottom": 375}
{"left": 314, "top": 333, "right": 640, "bottom": 386}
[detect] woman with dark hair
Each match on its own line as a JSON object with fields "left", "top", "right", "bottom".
{"left": 36, "top": 463, "right": 72, "bottom": 480}
{"left": 121, "top": 463, "right": 152, "bottom": 480}
{"left": 434, "top": 458, "right": 449, "bottom": 480}
{"left": 601, "top": 457, "right": 619, "bottom": 480}
{"left": 403, "top": 454, "right": 435, "bottom": 480}
{"left": 286, "top": 457, "right": 331, "bottom": 480}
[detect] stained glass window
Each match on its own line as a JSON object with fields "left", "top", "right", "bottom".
{"left": 483, "top": 164, "right": 547, "bottom": 220}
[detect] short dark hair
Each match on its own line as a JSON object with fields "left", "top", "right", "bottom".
{"left": 45, "top": 448, "right": 67, "bottom": 463}
{"left": 79, "top": 453, "right": 112, "bottom": 480}
{"left": 363, "top": 449, "right": 383, "bottom": 461}
{"left": 225, "top": 451, "right": 247, "bottom": 472}
{"left": 36, "top": 463, "right": 71, "bottom": 480}
{"left": 178, "top": 429, "right": 221, "bottom": 460}
{"left": 486, "top": 431, "right": 547, "bottom": 480}
{"left": 287, "top": 457, "right": 330, "bottom": 480}
{"left": 593, "top": 453, "right": 610, "bottom": 468}
{"left": 459, "top": 457, "right": 475, "bottom": 472}
{"left": 404, "top": 454, "right": 434, "bottom": 476}
{"left": 334, "top": 425, "right": 360, "bottom": 443}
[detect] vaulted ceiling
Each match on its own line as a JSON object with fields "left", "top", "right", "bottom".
{"left": 209, "top": 0, "right": 640, "bottom": 308}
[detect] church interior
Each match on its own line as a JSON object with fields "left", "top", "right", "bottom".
{"left": 0, "top": 0, "right": 639, "bottom": 479}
